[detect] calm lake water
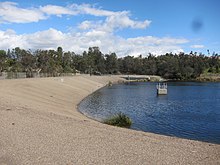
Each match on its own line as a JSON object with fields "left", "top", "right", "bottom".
{"left": 79, "top": 82, "right": 220, "bottom": 144}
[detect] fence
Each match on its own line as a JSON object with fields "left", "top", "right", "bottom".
{"left": 0, "top": 72, "right": 79, "bottom": 80}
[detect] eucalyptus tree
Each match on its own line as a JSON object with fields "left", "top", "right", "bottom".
{"left": 88, "top": 47, "right": 105, "bottom": 73}
{"left": 105, "top": 53, "right": 118, "bottom": 74}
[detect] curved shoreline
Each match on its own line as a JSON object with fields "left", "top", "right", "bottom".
{"left": 76, "top": 79, "right": 117, "bottom": 122}
{"left": 77, "top": 80, "right": 220, "bottom": 144}
{"left": 0, "top": 75, "right": 219, "bottom": 164}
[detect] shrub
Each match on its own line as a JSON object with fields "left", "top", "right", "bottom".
{"left": 108, "top": 81, "right": 113, "bottom": 86}
{"left": 103, "top": 113, "right": 132, "bottom": 128}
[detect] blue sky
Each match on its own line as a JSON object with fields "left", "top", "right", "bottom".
{"left": 0, "top": 0, "right": 219, "bottom": 56}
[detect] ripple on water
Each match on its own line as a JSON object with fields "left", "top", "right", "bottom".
{"left": 79, "top": 82, "right": 220, "bottom": 144}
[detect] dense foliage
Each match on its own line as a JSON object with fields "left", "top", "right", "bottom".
{"left": 0, "top": 46, "right": 219, "bottom": 80}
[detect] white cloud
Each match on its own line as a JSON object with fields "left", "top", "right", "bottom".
{"left": 77, "top": 14, "right": 151, "bottom": 34}
{"left": 190, "top": 44, "right": 204, "bottom": 48}
{"left": 0, "top": 2, "right": 151, "bottom": 31}
{"left": 73, "top": 4, "right": 151, "bottom": 31}
{"left": 78, "top": 20, "right": 92, "bottom": 30}
{"left": 0, "top": 2, "right": 188, "bottom": 56}
{"left": 0, "top": 2, "right": 46, "bottom": 23}
{"left": 77, "top": 12, "right": 151, "bottom": 33}
{"left": 40, "top": 5, "right": 77, "bottom": 17}
{"left": 0, "top": 28, "right": 189, "bottom": 57}
{"left": 127, "top": 36, "right": 188, "bottom": 46}
{"left": 70, "top": 3, "right": 115, "bottom": 17}
{"left": 0, "top": 29, "right": 26, "bottom": 48}
{"left": 78, "top": 20, "right": 103, "bottom": 30}
{"left": 105, "top": 11, "right": 151, "bottom": 30}
{"left": 26, "top": 28, "right": 66, "bottom": 49}
{"left": 125, "top": 36, "right": 188, "bottom": 55}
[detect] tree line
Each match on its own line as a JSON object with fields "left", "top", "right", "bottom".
{"left": 0, "top": 46, "right": 219, "bottom": 80}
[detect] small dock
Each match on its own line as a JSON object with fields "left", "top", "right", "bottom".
{"left": 157, "top": 83, "right": 167, "bottom": 95}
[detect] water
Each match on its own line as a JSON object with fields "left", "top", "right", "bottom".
{"left": 79, "top": 82, "right": 220, "bottom": 144}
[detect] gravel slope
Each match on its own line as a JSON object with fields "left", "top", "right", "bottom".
{"left": 0, "top": 75, "right": 219, "bottom": 165}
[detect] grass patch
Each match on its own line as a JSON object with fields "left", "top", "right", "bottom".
{"left": 103, "top": 113, "right": 132, "bottom": 128}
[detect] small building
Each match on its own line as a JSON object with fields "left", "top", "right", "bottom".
{"left": 157, "top": 83, "right": 167, "bottom": 95}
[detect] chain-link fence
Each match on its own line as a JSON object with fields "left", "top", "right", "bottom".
{"left": 0, "top": 72, "right": 79, "bottom": 80}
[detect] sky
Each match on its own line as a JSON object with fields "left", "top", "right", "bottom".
{"left": 0, "top": 0, "right": 220, "bottom": 57}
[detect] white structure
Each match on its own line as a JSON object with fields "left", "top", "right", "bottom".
{"left": 157, "top": 83, "right": 167, "bottom": 95}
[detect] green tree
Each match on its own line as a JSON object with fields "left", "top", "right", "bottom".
{"left": 0, "top": 50, "right": 7, "bottom": 72}
{"left": 105, "top": 53, "right": 118, "bottom": 74}
{"left": 88, "top": 47, "right": 106, "bottom": 73}
{"left": 62, "top": 51, "right": 74, "bottom": 73}
{"left": 20, "top": 49, "right": 36, "bottom": 77}
{"left": 119, "top": 56, "right": 135, "bottom": 74}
